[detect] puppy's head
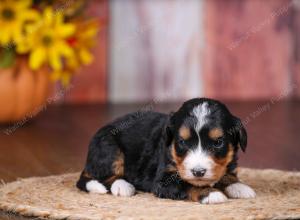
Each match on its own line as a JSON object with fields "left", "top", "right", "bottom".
{"left": 166, "top": 98, "right": 247, "bottom": 187}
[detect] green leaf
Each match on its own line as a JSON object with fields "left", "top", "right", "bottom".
{"left": 0, "top": 47, "right": 16, "bottom": 69}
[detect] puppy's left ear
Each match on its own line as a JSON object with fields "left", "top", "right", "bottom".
{"left": 231, "top": 116, "right": 247, "bottom": 152}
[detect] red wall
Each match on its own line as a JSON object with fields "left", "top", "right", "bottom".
{"left": 203, "top": 0, "right": 296, "bottom": 100}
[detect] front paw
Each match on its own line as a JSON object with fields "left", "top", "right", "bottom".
{"left": 201, "top": 191, "right": 228, "bottom": 204}
{"left": 225, "top": 182, "right": 256, "bottom": 199}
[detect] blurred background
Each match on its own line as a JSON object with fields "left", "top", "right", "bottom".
{"left": 0, "top": 0, "right": 300, "bottom": 188}
{"left": 68, "top": 0, "right": 299, "bottom": 103}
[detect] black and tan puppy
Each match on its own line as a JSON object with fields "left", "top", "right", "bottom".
{"left": 77, "top": 98, "right": 255, "bottom": 204}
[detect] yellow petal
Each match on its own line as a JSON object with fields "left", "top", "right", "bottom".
{"left": 13, "top": 25, "right": 23, "bottom": 43}
{"left": 56, "top": 24, "right": 75, "bottom": 38}
{"left": 79, "top": 48, "right": 93, "bottom": 65}
{"left": 66, "top": 55, "right": 79, "bottom": 69}
{"left": 15, "top": 0, "right": 31, "bottom": 9}
{"left": 51, "top": 70, "right": 71, "bottom": 87}
{"left": 17, "top": 41, "right": 30, "bottom": 53}
{"left": 0, "top": 29, "right": 12, "bottom": 45}
{"left": 24, "top": 23, "right": 36, "bottom": 33}
{"left": 54, "top": 11, "right": 64, "bottom": 25}
{"left": 57, "top": 42, "right": 74, "bottom": 58}
{"left": 44, "top": 7, "right": 54, "bottom": 26}
{"left": 61, "top": 72, "right": 71, "bottom": 87}
{"left": 84, "top": 28, "right": 98, "bottom": 38}
{"left": 49, "top": 48, "right": 62, "bottom": 71}
{"left": 29, "top": 47, "right": 46, "bottom": 70}
{"left": 22, "top": 10, "right": 40, "bottom": 21}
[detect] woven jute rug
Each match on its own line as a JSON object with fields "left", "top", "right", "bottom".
{"left": 0, "top": 168, "right": 299, "bottom": 220}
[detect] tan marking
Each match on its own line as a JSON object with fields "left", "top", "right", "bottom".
{"left": 104, "top": 176, "right": 116, "bottom": 185}
{"left": 187, "top": 187, "right": 217, "bottom": 202}
{"left": 179, "top": 126, "right": 191, "bottom": 140}
{"left": 171, "top": 143, "right": 189, "bottom": 182}
{"left": 113, "top": 150, "right": 124, "bottom": 176}
{"left": 82, "top": 171, "right": 92, "bottom": 178}
{"left": 104, "top": 149, "right": 124, "bottom": 185}
{"left": 188, "top": 187, "right": 201, "bottom": 202}
{"left": 209, "top": 128, "right": 224, "bottom": 140}
{"left": 166, "top": 164, "right": 177, "bottom": 173}
{"left": 211, "top": 144, "right": 234, "bottom": 180}
{"left": 171, "top": 142, "right": 185, "bottom": 164}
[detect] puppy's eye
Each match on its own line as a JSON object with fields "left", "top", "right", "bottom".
{"left": 176, "top": 138, "right": 188, "bottom": 155}
{"left": 178, "top": 138, "right": 186, "bottom": 145}
{"left": 213, "top": 138, "right": 223, "bottom": 148}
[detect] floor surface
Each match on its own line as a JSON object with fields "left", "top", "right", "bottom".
{"left": 0, "top": 101, "right": 299, "bottom": 219}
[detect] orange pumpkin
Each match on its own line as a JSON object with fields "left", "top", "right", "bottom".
{"left": 0, "top": 59, "right": 51, "bottom": 123}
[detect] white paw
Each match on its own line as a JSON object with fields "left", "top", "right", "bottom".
{"left": 225, "top": 182, "right": 256, "bottom": 199}
{"left": 111, "top": 179, "right": 135, "bottom": 197}
{"left": 86, "top": 180, "right": 108, "bottom": 194}
{"left": 201, "top": 191, "right": 228, "bottom": 204}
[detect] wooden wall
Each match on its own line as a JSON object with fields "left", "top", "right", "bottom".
{"left": 109, "top": 0, "right": 204, "bottom": 103}
{"left": 63, "top": 0, "right": 300, "bottom": 103}
{"left": 203, "top": 0, "right": 295, "bottom": 100}
{"left": 292, "top": 0, "right": 300, "bottom": 97}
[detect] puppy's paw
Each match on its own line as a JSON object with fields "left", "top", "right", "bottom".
{"left": 86, "top": 180, "right": 108, "bottom": 194}
{"left": 201, "top": 191, "right": 228, "bottom": 204}
{"left": 111, "top": 179, "right": 135, "bottom": 197}
{"left": 225, "top": 182, "right": 256, "bottom": 199}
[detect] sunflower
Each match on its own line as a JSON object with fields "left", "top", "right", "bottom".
{"left": 66, "top": 19, "right": 99, "bottom": 69}
{"left": 19, "top": 7, "right": 76, "bottom": 71}
{"left": 0, "top": 0, "right": 39, "bottom": 45}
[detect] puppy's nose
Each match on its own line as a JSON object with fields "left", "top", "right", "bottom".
{"left": 191, "top": 168, "right": 206, "bottom": 177}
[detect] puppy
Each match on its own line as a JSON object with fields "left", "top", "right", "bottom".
{"left": 77, "top": 98, "right": 255, "bottom": 204}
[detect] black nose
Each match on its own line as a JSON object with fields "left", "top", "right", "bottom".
{"left": 191, "top": 168, "right": 206, "bottom": 177}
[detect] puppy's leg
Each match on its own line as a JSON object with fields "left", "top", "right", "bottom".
{"left": 152, "top": 172, "right": 188, "bottom": 200}
{"left": 215, "top": 173, "right": 256, "bottom": 199}
{"left": 110, "top": 179, "right": 135, "bottom": 197}
{"left": 152, "top": 172, "right": 227, "bottom": 204}
{"left": 77, "top": 133, "right": 131, "bottom": 195}
{"left": 77, "top": 171, "right": 108, "bottom": 194}
{"left": 188, "top": 187, "right": 228, "bottom": 204}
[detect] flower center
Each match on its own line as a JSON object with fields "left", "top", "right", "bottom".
{"left": 42, "top": 35, "right": 53, "bottom": 46}
{"left": 1, "top": 8, "right": 15, "bottom": 21}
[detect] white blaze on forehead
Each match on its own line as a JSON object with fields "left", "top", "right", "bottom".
{"left": 192, "top": 102, "right": 210, "bottom": 132}
{"left": 183, "top": 102, "right": 214, "bottom": 179}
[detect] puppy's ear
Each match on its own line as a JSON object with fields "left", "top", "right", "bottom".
{"left": 231, "top": 116, "right": 247, "bottom": 152}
